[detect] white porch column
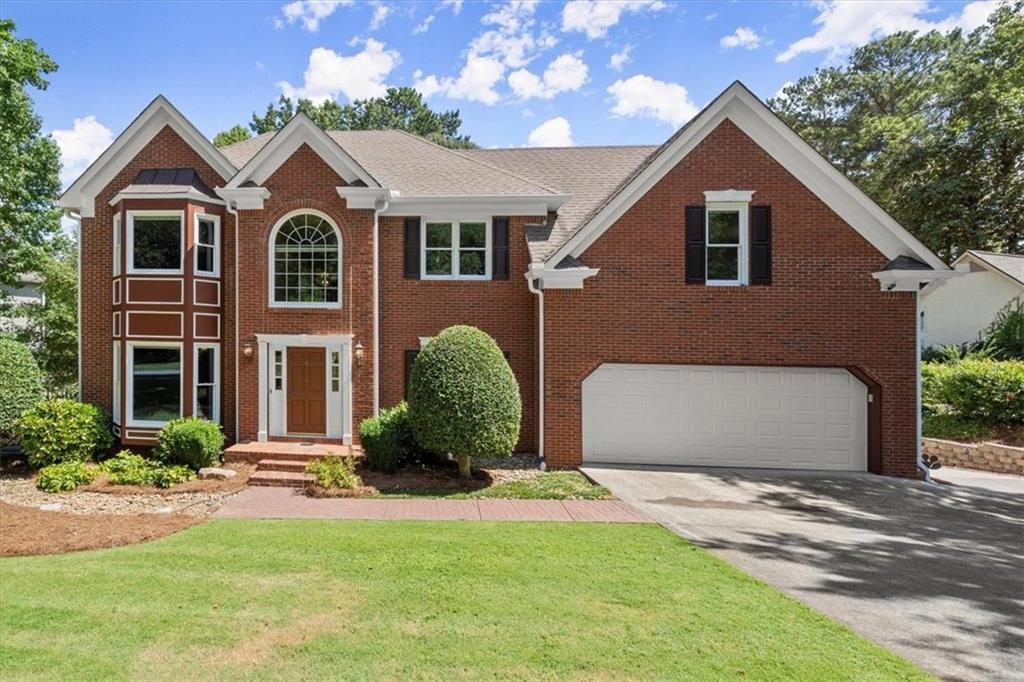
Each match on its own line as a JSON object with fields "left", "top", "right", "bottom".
{"left": 257, "top": 338, "right": 269, "bottom": 442}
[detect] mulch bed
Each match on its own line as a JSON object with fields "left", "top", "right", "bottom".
{"left": 0, "top": 501, "right": 200, "bottom": 557}
{"left": 308, "top": 462, "right": 496, "bottom": 498}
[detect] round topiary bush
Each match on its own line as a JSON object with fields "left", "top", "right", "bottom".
{"left": 407, "top": 326, "right": 521, "bottom": 477}
{"left": 17, "top": 399, "right": 114, "bottom": 468}
{"left": 0, "top": 337, "right": 45, "bottom": 443}
{"left": 153, "top": 417, "right": 225, "bottom": 469}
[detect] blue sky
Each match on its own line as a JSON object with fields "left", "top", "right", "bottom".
{"left": 4, "top": 0, "right": 999, "bottom": 186}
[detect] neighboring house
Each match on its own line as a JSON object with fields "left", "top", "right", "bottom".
{"left": 0, "top": 273, "right": 44, "bottom": 332}
{"left": 59, "top": 81, "right": 957, "bottom": 478}
{"left": 922, "top": 251, "right": 1023, "bottom": 348}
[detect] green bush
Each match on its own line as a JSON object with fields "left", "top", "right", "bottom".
{"left": 17, "top": 399, "right": 113, "bottom": 468}
{"left": 153, "top": 417, "right": 224, "bottom": 469}
{"left": 359, "top": 402, "right": 415, "bottom": 473}
{"left": 36, "top": 461, "right": 99, "bottom": 492}
{"left": 100, "top": 450, "right": 195, "bottom": 488}
{"left": 407, "top": 326, "right": 521, "bottom": 478}
{"left": 922, "top": 359, "right": 1024, "bottom": 423}
{"left": 306, "top": 455, "right": 362, "bottom": 489}
{"left": 979, "top": 299, "right": 1024, "bottom": 360}
{"left": 0, "top": 337, "right": 45, "bottom": 443}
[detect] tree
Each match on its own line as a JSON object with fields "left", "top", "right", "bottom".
{"left": 0, "top": 336, "right": 44, "bottom": 444}
{"left": 212, "top": 124, "right": 251, "bottom": 148}
{"left": 407, "top": 326, "right": 521, "bottom": 478}
{"left": 218, "top": 87, "right": 477, "bottom": 149}
{"left": 770, "top": 4, "right": 1024, "bottom": 261}
{"left": 0, "top": 20, "right": 62, "bottom": 288}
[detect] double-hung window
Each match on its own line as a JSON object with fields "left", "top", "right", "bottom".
{"left": 128, "top": 343, "right": 181, "bottom": 426}
{"left": 422, "top": 219, "right": 490, "bottom": 280}
{"left": 705, "top": 203, "right": 748, "bottom": 286}
{"left": 195, "top": 214, "right": 219, "bottom": 276}
{"left": 113, "top": 213, "right": 121, "bottom": 276}
{"left": 127, "top": 210, "right": 184, "bottom": 274}
{"left": 194, "top": 344, "right": 219, "bottom": 423}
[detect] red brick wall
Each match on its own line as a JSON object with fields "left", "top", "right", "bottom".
{"left": 379, "top": 215, "right": 541, "bottom": 452}
{"left": 542, "top": 120, "right": 918, "bottom": 476}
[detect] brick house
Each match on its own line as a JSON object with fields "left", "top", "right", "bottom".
{"left": 60, "top": 81, "right": 957, "bottom": 477}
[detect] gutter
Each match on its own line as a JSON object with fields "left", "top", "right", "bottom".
{"left": 67, "top": 210, "right": 82, "bottom": 401}
{"left": 915, "top": 289, "right": 933, "bottom": 484}
{"left": 526, "top": 268, "right": 546, "bottom": 471}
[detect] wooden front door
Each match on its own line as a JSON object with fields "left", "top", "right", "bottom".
{"left": 286, "top": 347, "right": 326, "bottom": 435}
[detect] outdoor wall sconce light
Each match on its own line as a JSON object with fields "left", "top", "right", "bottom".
{"left": 242, "top": 344, "right": 253, "bottom": 360}
{"left": 354, "top": 342, "right": 364, "bottom": 366}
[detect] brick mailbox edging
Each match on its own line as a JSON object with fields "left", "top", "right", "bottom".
{"left": 923, "top": 438, "right": 1024, "bottom": 475}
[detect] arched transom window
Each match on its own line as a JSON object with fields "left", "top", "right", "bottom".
{"left": 271, "top": 213, "right": 340, "bottom": 306}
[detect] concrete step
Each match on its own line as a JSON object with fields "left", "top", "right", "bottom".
{"left": 257, "top": 459, "right": 311, "bottom": 473}
{"left": 223, "top": 442, "right": 360, "bottom": 464}
{"left": 249, "top": 470, "right": 315, "bottom": 488}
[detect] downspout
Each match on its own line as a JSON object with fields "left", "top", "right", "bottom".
{"left": 915, "top": 288, "right": 933, "bottom": 484}
{"left": 526, "top": 269, "right": 545, "bottom": 471}
{"left": 225, "top": 199, "right": 240, "bottom": 444}
{"left": 372, "top": 194, "right": 389, "bottom": 416}
{"left": 68, "top": 210, "right": 82, "bottom": 401}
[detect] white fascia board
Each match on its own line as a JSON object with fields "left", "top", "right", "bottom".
{"left": 59, "top": 96, "right": 235, "bottom": 218}
{"left": 215, "top": 186, "right": 272, "bottom": 210}
{"left": 337, "top": 187, "right": 395, "bottom": 210}
{"left": 525, "top": 263, "right": 599, "bottom": 290}
{"left": 108, "top": 190, "right": 225, "bottom": 206}
{"left": 704, "top": 189, "right": 755, "bottom": 202}
{"left": 226, "top": 114, "right": 378, "bottom": 189}
{"left": 547, "top": 81, "right": 947, "bottom": 272}
{"left": 382, "top": 194, "right": 569, "bottom": 217}
{"left": 872, "top": 266, "right": 967, "bottom": 291}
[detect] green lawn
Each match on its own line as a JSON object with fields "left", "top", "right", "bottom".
{"left": 0, "top": 521, "right": 929, "bottom": 681}
{"left": 376, "top": 471, "right": 611, "bottom": 499}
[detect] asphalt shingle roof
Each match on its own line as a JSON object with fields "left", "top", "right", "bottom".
{"left": 966, "top": 251, "right": 1024, "bottom": 286}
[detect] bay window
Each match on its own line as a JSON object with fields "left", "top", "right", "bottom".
{"left": 194, "top": 344, "right": 219, "bottom": 422}
{"left": 128, "top": 210, "right": 184, "bottom": 274}
{"left": 127, "top": 343, "right": 181, "bottom": 426}
{"left": 195, "top": 214, "right": 219, "bottom": 276}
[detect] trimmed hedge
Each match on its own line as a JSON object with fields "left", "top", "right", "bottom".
{"left": 407, "top": 326, "right": 521, "bottom": 476}
{"left": 0, "top": 337, "right": 45, "bottom": 442}
{"left": 153, "top": 417, "right": 224, "bottom": 469}
{"left": 18, "top": 399, "right": 113, "bottom": 468}
{"left": 922, "top": 359, "right": 1024, "bottom": 424}
{"left": 359, "top": 402, "right": 414, "bottom": 473}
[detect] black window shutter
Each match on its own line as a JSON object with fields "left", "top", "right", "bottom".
{"left": 492, "top": 217, "right": 510, "bottom": 280}
{"left": 404, "top": 350, "right": 419, "bottom": 398}
{"left": 403, "top": 217, "right": 420, "bottom": 279}
{"left": 685, "top": 206, "right": 706, "bottom": 283}
{"left": 750, "top": 206, "right": 772, "bottom": 285}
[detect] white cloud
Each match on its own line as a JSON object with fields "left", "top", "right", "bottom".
{"left": 369, "top": 3, "right": 391, "bottom": 30}
{"left": 415, "top": 55, "right": 505, "bottom": 104}
{"left": 277, "top": 0, "right": 353, "bottom": 32}
{"left": 778, "top": 0, "right": 1000, "bottom": 63}
{"left": 607, "top": 74, "right": 699, "bottom": 127}
{"left": 562, "top": 0, "right": 665, "bottom": 40}
{"left": 412, "top": 0, "right": 463, "bottom": 35}
{"left": 413, "top": 15, "right": 434, "bottom": 34}
{"left": 774, "top": 80, "right": 795, "bottom": 100}
{"left": 443, "top": 0, "right": 463, "bottom": 14}
{"left": 527, "top": 117, "right": 574, "bottom": 147}
{"left": 608, "top": 44, "right": 633, "bottom": 71}
{"left": 720, "top": 27, "right": 762, "bottom": 50}
{"left": 278, "top": 39, "right": 400, "bottom": 103}
{"left": 509, "top": 52, "right": 589, "bottom": 100}
{"left": 51, "top": 115, "right": 113, "bottom": 188}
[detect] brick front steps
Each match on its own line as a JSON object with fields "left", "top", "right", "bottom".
{"left": 224, "top": 441, "right": 361, "bottom": 488}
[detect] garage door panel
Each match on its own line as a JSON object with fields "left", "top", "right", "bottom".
{"left": 582, "top": 364, "right": 867, "bottom": 471}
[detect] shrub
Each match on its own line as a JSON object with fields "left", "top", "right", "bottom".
{"left": 923, "top": 359, "right": 1024, "bottom": 424}
{"left": 979, "top": 299, "right": 1024, "bottom": 360}
{"left": 36, "top": 461, "right": 99, "bottom": 492}
{"left": 407, "top": 326, "right": 521, "bottom": 478}
{"left": 0, "top": 337, "right": 45, "bottom": 443}
{"left": 17, "top": 399, "right": 113, "bottom": 468}
{"left": 153, "top": 417, "right": 224, "bottom": 469}
{"left": 100, "top": 450, "right": 195, "bottom": 488}
{"left": 306, "top": 455, "right": 362, "bottom": 489}
{"left": 359, "top": 402, "right": 415, "bottom": 473}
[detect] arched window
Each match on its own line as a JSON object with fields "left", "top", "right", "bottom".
{"left": 271, "top": 212, "right": 341, "bottom": 306}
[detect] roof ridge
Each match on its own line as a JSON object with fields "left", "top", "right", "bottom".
{"left": 466, "top": 144, "right": 660, "bottom": 152}
{"left": 968, "top": 249, "right": 1024, "bottom": 258}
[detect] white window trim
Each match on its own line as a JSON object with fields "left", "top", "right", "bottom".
{"left": 420, "top": 217, "right": 492, "bottom": 281}
{"left": 267, "top": 208, "right": 343, "bottom": 309}
{"left": 193, "top": 343, "right": 220, "bottom": 424}
{"left": 112, "top": 213, "right": 121, "bottom": 276}
{"left": 112, "top": 341, "right": 121, "bottom": 426}
{"left": 194, "top": 213, "right": 221, "bottom": 277}
{"left": 705, "top": 201, "right": 749, "bottom": 287}
{"left": 125, "top": 340, "right": 183, "bottom": 428}
{"left": 126, "top": 209, "right": 185, "bottom": 275}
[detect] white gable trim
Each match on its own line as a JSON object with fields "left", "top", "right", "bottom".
{"left": 225, "top": 113, "right": 378, "bottom": 189}
{"left": 58, "top": 96, "right": 236, "bottom": 219}
{"left": 953, "top": 251, "right": 1024, "bottom": 289}
{"left": 547, "top": 81, "right": 947, "bottom": 272}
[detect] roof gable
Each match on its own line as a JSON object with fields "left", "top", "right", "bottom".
{"left": 545, "top": 81, "right": 948, "bottom": 271}
{"left": 58, "top": 96, "right": 235, "bottom": 218}
{"left": 954, "top": 250, "right": 1024, "bottom": 287}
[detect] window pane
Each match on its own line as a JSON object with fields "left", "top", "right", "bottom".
{"left": 272, "top": 214, "right": 340, "bottom": 304}
{"left": 460, "top": 222, "right": 486, "bottom": 248}
{"left": 196, "top": 386, "right": 214, "bottom": 420}
{"left": 708, "top": 211, "right": 740, "bottom": 244}
{"left": 133, "top": 218, "right": 181, "bottom": 269}
{"left": 198, "top": 219, "right": 215, "bottom": 246}
{"left": 197, "top": 347, "right": 214, "bottom": 384}
{"left": 707, "top": 247, "right": 739, "bottom": 281}
{"left": 459, "top": 250, "right": 485, "bottom": 276}
{"left": 132, "top": 347, "right": 180, "bottom": 422}
{"left": 425, "top": 223, "right": 452, "bottom": 248}
{"left": 197, "top": 245, "right": 214, "bottom": 273}
{"left": 426, "top": 250, "right": 452, "bottom": 275}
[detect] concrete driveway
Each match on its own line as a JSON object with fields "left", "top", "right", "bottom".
{"left": 582, "top": 465, "right": 1024, "bottom": 681}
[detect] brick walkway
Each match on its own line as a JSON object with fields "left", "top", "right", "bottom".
{"left": 213, "top": 487, "right": 650, "bottom": 523}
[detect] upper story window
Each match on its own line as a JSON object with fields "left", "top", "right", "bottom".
{"left": 421, "top": 219, "right": 490, "bottom": 280}
{"left": 195, "top": 214, "right": 219, "bottom": 276}
{"left": 112, "top": 213, "right": 121, "bottom": 276}
{"left": 127, "top": 210, "right": 184, "bottom": 274}
{"left": 706, "top": 208, "right": 745, "bottom": 285}
{"left": 270, "top": 211, "right": 341, "bottom": 307}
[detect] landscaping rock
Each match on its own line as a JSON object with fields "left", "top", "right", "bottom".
{"left": 38, "top": 503, "right": 63, "bottom": 512}
{"left": 198, "top": 467, "right": 237, "bottom": 480}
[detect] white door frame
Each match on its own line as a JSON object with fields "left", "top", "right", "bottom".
{"left": 256, "top": 333, "right": 353, "bottom": 443}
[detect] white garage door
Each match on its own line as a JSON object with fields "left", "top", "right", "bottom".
{"left": 582, "top": 364, "right": 867, "bottom": 471}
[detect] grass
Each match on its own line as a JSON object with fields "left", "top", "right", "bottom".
{"left": 376, "top": 471, "right": 612, "bottom": 499}
{"left": 0, "top": 521, "right": 929, "bottom": 681}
